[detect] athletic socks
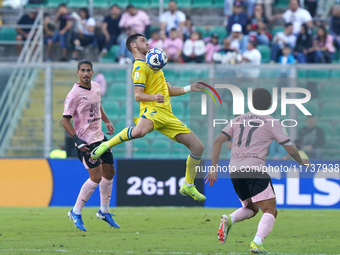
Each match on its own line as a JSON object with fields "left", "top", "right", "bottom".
{"left": 107, "top": 127, "right": 134, "bottom": 148}
{"left": 99, "top": 177, "right": 113, "bottom": 213}
{"left": 73, "top": 178, "right": 99, "bottom": 214}
{"left": 230, "top": 207, "right": 255, "bottom": 224}
{"left": 254, "top": 213, "right": 276, "bottom": 244}
{"left": 184, "top": 153, "right": 202, "bottom": 184}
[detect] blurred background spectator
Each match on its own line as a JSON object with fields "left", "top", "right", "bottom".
{"left": 94, "top": 71, "right": 107, "bottom": 96}
{"left": 71, "top": 8, "right": 96, "bottom": 61}
{"left": 304, "top": 0, "right": 318, "bottom": 17}
{"left": 43, "top": 13, "right": 54, "bottom": 48}
{"left": 298, "top": 116, "right": 325, "bottom": 159}
{"left": 229, "top": 23, "right": 244, "bottom": 52}
{"left": 272, "top": 0, "right": 313, "bottom": 35}
{"left": 148, "top": 29, "right": 163, "bottom": 49}
{"left": 279, "top": 44, "right": 295, "bottom": 64}
{"left": 163, "top": 28, "right": 183, "bottom": 63}
{"left": 293, "top": 23, "right": 313, "bottom": 63}
{"left": 213, "top": 38, "right": 240, "bottom": 64}
{"left": 182, "top": 31, "right": 206, "bottom": 63}
{"left": 257, "top": 0, "right": 273, "bottom": 19}
{"left": 45, "top": 4, "right": 72, "bottom": 62}
{"left": 309, "top": 26, "right": 335, "bottom": 63}
{"left": 205, "top": 33, "right": 221, "bottom": 63}
{"left": 227, "top": 1, "right": 248, "bottom": 35}
{"left": 97, "top": 5, "right": 121, "bottom": 57}
{"left": 242, "top": 38, "right": 261, "bottom": 64}
{"left": 329, "top": 5, "right": 340, "bottom": 49}
{"left": 317, "top": 0, "right": 336, "bottom": 19}
{"left": 118, "top": 5, "right": 150, "bottom": 41}
{"left": 160, "top": 0, "right": 186, "bottom": 38}
{"left": 16, "top": 10, "right": 38, "bottom": 54}
{"left": 182, "top": 16, "right": 195, "bottom": 40}
{"left": 270, "top": 23, "right": 296, "bottom": 62}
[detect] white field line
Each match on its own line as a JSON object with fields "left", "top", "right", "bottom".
{"left": 0, "top": 249, "right": 338, "bottom": 255}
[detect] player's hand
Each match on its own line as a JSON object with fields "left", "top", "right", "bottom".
{"left": 301, "top": 159, "right": 311, "bottom": 169}
{"left": 191, "top": 81, "right": 208, "bottom": 92}
{"left": 154, "top": 93, "right": 164, "bottom": 103}
{"left": 204, "top": 170, "right": 218, "bottom": 187}
{"left": 72, "top": 134, "right": 90, "bottom": 152}
{"left": 106, "top": 122, "right": 115, "bottom": 135}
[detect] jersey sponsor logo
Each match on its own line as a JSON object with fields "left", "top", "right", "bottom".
{"left": 89, "top": 158, "right": 97, "bottom": 164}
{"left": 82, "top": 96, "right": 88, "bottom": 100}
{"left": 64, "top": 101, "right": 68, "bottom": 109}
{"left": 97, "top": 91, "right": 101, "bottom": 96}
{"left": 135, "top": 66, "right": 140, "bottom": 71}
{"left": 282, "top": 126, "right": 288, "bottom": 136}
{"left": 134, "top": 72, "right": 139, "bottom": 80}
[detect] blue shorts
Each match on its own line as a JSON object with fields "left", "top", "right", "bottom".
{"left": 52, "top": 31, "right": 69, "bottom": 48}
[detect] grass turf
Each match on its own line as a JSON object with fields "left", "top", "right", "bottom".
{"left": 0, "top": 207, "right": 338, "bottom": 254}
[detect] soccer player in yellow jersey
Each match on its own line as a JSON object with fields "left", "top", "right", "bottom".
{"left": 91, "top": 33, "right": 207, "bottom": 202}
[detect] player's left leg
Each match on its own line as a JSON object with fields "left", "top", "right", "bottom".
{"left": 175, "top": 132, "right": 206, "bottom": 202}
{"left": 96, "top": 163, "right": 120, "bottom": 228}
{"left": 250, "top": 198, "right": 277, "bottom": 254}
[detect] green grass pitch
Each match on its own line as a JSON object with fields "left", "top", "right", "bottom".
{"left": 0, "top": 207, "right": 338, "bottom": 254}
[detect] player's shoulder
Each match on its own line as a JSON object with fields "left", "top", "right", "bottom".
{"left": 133, "top": 59, "right": 147, "bottom": 71}
{"left": 91, "top": 80, "right": 101, "bottom": 88}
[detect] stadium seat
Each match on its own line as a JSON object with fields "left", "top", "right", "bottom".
{"left": 320, "top": 102, "right": 340, "bottom": 120}
{"left": 170, "top": 142, "right": 188, "bottom": 158}
{"left": 193, "top": 0, "right": 212, "bottom": 8}
{"left": 149, "top": 26, "right": 160, "bottom": 35}
{"left": 100, "top": 45, "right": 119, "bottom": 63}
{"left": 216, "top": 104, "right": 230, "bottom": 119}
{"left": 188, "top": 120, "right": 200, "bottom": 135}
{"left": 317, "top": 122, "right": 333, "bottom": 140}
{"left": 0, "top": 28, "right": 17, "bottom": 41}
{"left": 107, "top": 85, "right": 126, "bottom": 101}
{"left": 113, "top": 69, "right": 127, "bottom": 80}
{"left": 177, "top": 0, "right": 191, "bottom": 8}
{"left": 68, "top": 0, "right": 88, "bottom": 8}
{"left": 178, "top": 70, "right": 203, "bottom": 81}
{"left": 323, "top": 140, "right": 340, "bottom": 159}
{"left": 309, "top": 70, "right": 329, "bottom": 79}
{"left": 271, "top": 26, "right": 284, "bottom": 37}
{"left": 297, "top": 101, "right": 319, "bottom": 119}
{"left": 113, "top": 120, "right": 126, "bottom": 133}
{"left": 93, "top": 0, "right": 109, "bottom": 8}
{"left": 330, "top": 70, "right": 340, "bottom": 78}
{"left": 150, "top": 0, "right": 160, "bottom": 7}
{"left": 195, "top": 26, "right": 208, "bottom": 38}
{"left": 150, "top": 140, "right": 171, "bottom": 158}
{"left": 130, "top": 0, "right": 150, "bottom": 8}
{"left": 102, "top": 101, "right": 120, "bottom": 119}
{"left": 213, "top": 0, "right": 224, "bottom": 7}
{"left": 25, "top": 0, "right": 46, "bottom": 7}
{"left": 111, "top": 0, "right": 129, "bottom": 8}
{"left": 171, "top": 101, "right": 186, "bottom": 119}
{"left": 257, "top": 45, "right": 270, "bottom": 63}
{"left": 209, "top": 26, "right": 227, "bottom": 41}
{"left": 274, "top": 0, "right": 289, "bottom": 8}
{"left": 297, "top": 69, "right": 307, "bottom": 78}
{"left": 46, "top": 0, "right": 66, "bottom": 8}
{"left": 133, "top": 140, "right": 150, "bottom": 158}
{"left": 322, "top": 85, "right": 340, "bottom": 100}
{"left": 163, "top": 69, "right": 178, "bottom": 82}
{"left": 334, "top": 122, "right": 340, "bottom": 139}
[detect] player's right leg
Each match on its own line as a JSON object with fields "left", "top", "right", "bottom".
{"left": 218, "top": 199, "right": 258, "bottom": 244}
{"left": 175, "top": 132, "right": 206, "bottom": 202}
{"left": 250, "top": 198, "right": 277, "bottom": 254}
{"left": 91, "top": 118, "right": 154, "bottom": 160}
{"left": 69, "top": 149, "right": 102, "bottom": 231}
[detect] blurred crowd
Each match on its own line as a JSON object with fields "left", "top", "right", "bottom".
{"left": 15, "top": 0, "right": 340, "bottom": 64}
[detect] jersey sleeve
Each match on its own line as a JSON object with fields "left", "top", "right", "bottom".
{"left": 132, "top": 64, "right": 147, "bottom": 88}
{"left": 63, "top": 94, "right": 77, "bottom": 118}
{"left": 271, "top": 120, "right": 290, "bottom": 145}
{"left": 221, "top": 121, "right": 233, "bottom": 141}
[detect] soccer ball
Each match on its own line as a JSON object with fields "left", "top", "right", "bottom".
{"left": 145, "top": 48, "right": 168, "bottom": 70}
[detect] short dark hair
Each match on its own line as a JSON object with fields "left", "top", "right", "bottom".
{"left": 285, "top": 22, "right": 293, "bottom": 28}
{"left": 252, "top": 88, "right": 271, "bottom": 110}
{"left": 126, "top": 33, "right": 145, "bottom": 52}
{"left": 58, "top": 3, "right": 66, "bottom": 8}
{"left": 126, "top": 4, "right": 135, "bottom": 10}
{"left": 110, "top": 4, "right": 119, "bottom": 9}
{"left": 77, "top": 59, "right": 93, "bottom": 70}
{"left": 79, "top": 8, "right": 90, "bottom": 19}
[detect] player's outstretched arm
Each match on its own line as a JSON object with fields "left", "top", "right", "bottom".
{"left": 204, "top": 133, "right": 229, "bottom": 187}
{"left": 134, "top": 87, "right": 164, "bottom": 103}
{"left": 62, "top": 117, "right": 89, "bottom": 152}
{"left": 283, "top": 144, "right": 311, "bottom": 168}
{"left": 167, "top": 81, "right": 208, "bottom": 97}
{"left": 100, "top": 105, "right": 115, "bottom": 135}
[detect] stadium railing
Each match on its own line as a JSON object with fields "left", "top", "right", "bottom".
{"left": 0, "top": 9, "right": 44, "bottom": 157}
{"left": 0, "top": 62, "right": 339, "bottom": 160}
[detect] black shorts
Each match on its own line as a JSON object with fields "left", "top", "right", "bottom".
{"left": 230, "top": 170, "right": 274, "bottom": 201}
{"left": 76, "top": 136, "right": 114, "bottom": 169}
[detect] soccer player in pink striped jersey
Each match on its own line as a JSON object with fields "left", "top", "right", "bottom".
{"left": 205, "top": 88, "right": 311, "bottom": 253}
{"left": 62, "top": 59, "right": 120, "bottom": 231}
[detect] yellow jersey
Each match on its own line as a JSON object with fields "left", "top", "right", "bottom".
{"left": 132, "top": 59, "right": 172, "bottom": 113}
